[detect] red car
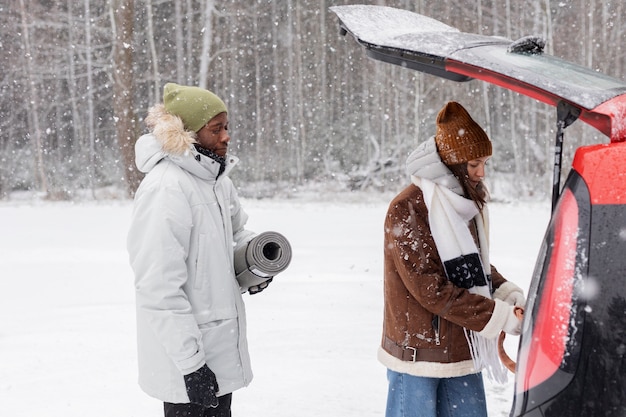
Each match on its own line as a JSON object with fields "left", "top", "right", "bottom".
{"left": 332, "top": 5, "right": 626, "bottom": 416}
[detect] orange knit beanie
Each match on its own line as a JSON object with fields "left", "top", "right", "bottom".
{"left": 434, "top": 101, "right": 492, "bottom": 165}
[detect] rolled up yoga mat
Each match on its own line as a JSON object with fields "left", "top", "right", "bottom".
{"left": 234, "top": 231, "right": 292, "bottom": 293}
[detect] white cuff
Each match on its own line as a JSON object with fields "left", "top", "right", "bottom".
{"left": 493, "top": 282, "right": 524, "bottom": 303}
{"left": 479, "top": 299, "right": 509, "bottom": 340}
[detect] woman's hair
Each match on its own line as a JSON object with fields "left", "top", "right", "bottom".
{"left": 447, "top": 163, "right": 488, "bottom": 209}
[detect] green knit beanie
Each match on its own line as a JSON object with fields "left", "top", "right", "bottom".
{"left": 162, "top": 83, "right": 227, "bottom": 132}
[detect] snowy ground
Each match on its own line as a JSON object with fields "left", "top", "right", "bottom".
{"left": 0, "top": 194, "right": 550, "bottom": 416}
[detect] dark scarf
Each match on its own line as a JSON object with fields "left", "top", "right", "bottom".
{"left": 194, "top": 144, "right": 226, "bottom": 178}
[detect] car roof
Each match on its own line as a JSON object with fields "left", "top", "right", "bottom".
{"left": 331, "top": 5, "right": 626, "bottom": 142}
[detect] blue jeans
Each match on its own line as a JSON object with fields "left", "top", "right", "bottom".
{"left": 385, "top": 369, "right": 488, "bottom": 417}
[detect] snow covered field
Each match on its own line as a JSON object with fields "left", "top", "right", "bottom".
{"left": 0, "top": 195, "right": 550, "bottom": 416}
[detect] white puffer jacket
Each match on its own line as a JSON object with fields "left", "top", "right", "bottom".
{"left": 127, "top": 105, "right": 255, "bottom": 403}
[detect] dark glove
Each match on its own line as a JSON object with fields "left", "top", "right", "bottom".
{"left": 184, "top": 364, "right": 219, "bottom": 408}
{"left": 249, "top": 277, "right": 273, "bottom": 295}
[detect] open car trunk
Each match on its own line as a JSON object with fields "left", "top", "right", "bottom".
{"left": 331, "top": 5, "right": 626, "bottom": 416}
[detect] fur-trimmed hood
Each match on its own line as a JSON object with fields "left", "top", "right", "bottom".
{"left": 145, "top": 104, "right": 197, "bottom": 155}
{"left": 135, "top": 104, "right": 237, "bottom": 180}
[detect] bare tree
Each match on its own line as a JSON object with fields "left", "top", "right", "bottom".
{"left": 111, "top": 0, "right": 141, "bottom": 195}
{"left": 145, "top": 0, "right": 161, "bottom": 103}
{"left": 198, "top": 0, "right": 215, "bottom": 90}
{"left": 2, "top": 0, "right": 625, "bottom": 199}
{"left": 18, "top": 0, "right": 48, "bottom": 195}
{"left": 84, "top": 0, "right": 97, "bottom": 197}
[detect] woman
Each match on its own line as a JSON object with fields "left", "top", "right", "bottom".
{"left": 380, "top": 101, "right": 525, "bottom": 417}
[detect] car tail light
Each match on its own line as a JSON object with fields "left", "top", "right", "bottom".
{"left": 512, "top": 170, "right": 592, "bottom": 416}
{"left": 515, "top": 188, "right": 578, "bottom": 391}
{"left": 512, "top": 144, "right": 626, "bottom": 416}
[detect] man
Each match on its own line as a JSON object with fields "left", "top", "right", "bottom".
{"left": 127, "top": 83, "right": 256, "bottom": 417}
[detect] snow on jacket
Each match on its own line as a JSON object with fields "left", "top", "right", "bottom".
{"left": 127, "top": 106, "right": 256, "bottom": 403}
{"left": 379, "top": 137, "right": 523, "bottom": 378}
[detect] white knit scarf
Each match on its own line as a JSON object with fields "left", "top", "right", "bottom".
{"left": 412, "top": 175, "right": 508, "bottom": 383}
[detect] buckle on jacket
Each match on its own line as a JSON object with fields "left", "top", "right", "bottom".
{"left": 405, "top": 346, "right": 417, "bottom": 362}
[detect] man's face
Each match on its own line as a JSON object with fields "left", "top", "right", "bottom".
{"left": 196, "top": 112, "right": 230, "bottom": 157}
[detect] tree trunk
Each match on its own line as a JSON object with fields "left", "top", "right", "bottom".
{"left": 145, "top": 0, "right": 161, "bottom": 104}
{"left": 174, "top": 0, "right": 185, "bottom": 84}
{"left": 111, "top": 0, "right": 142, "bottom": 195}
{"left": 294, "top": 5, "right": 306, "bottom": 181}
{"left": 198, "top": 0, "right": 215, "bottom": 89}
{"left": 271, "top": 0, "right": 285, "bottom": 183}
{"left": 252, "top": 3, "right": 263, "bottom": 182}
{"left": 84, "top": 0, "right": 96, "bottom": 197}
{"left": 66, "top": 2, "right": 85, "bottom": 161}
{"left": 19, "top": 0, "right": 48, "bottom": 195}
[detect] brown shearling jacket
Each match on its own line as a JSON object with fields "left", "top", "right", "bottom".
{"left": 381, "top": 184, "right": 509, "bottom": 367}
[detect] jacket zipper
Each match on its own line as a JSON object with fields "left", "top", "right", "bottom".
{"left": 432, "top": 315, "right": 441, "bottom": 346}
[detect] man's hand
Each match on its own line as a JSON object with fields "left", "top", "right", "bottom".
{"left": 184, "top": 364, "right": 219, "bottom": 408}
{"left": 249, "top": 277, "right": 273, "bottom": 295}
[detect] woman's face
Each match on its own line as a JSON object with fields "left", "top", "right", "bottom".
{"left": 467, "top": 156, "right": 490, "bottom": 189}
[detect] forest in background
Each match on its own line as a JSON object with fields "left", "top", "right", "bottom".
{"left": 1, "top": 0, "right": 625, "bottom": 200}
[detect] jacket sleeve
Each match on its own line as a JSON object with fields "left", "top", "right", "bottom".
{"left": 385, "top": 194, "right": 496, "bottom": 333}
{"left": 491, "top": 263, "right": 525, "bottom": 306}
{"left": 127, "top": 182, "right": 205, "bottom": 375}
{"left": 490, "top": 264, "right": 507, "bottom": 290}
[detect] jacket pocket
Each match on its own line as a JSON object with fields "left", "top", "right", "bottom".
{"left": 199, "top": 317, "right": 243, "bottom": 391}
{"left": 194, "top": 233, "right": 208, "bottom": 290}
{"left": 432, "top": 315, "right": 441, "bottom": 346}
